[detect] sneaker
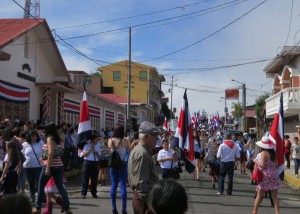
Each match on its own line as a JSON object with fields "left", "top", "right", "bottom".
{"left": 217, "top": 192, "right": 222, "bottom": 195}
{"left": 295, "top": 174, "right": 298, "bottom": 178}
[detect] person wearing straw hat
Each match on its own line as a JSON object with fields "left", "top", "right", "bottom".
{"left": 252, "top": 136, "right": 280, "bottom": 214}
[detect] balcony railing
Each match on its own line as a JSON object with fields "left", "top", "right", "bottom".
{"left": 265, "top": 87, "right": 300, "bottom": 118}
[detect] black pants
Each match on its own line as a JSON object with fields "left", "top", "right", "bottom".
{"left": 285, "top": 153, "right": 290, "bottom": 168}
{"left": 81, "top": 160, "right": 99, "bottom": 196}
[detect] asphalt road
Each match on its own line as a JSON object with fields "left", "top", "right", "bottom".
{"left": 43, "top": 166, "right": 300, "bottom": 214}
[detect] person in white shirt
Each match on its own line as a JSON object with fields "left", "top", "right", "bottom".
{"left": 157, "top": 139, "right": 174, "bottom": 179}
{"left": 216, "top": 133, "right": 240, "bottom": 195}
{"left": 81, "top": 132, "right": 101, "bottom": 199}
{"left": 22, "top": 130, "right": 44, "bottom": 203}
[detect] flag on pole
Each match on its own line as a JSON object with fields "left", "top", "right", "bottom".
{"left": 269, "top": 92, "right": 284, "bottom": 180}
{"left": 77, "top": 90, "right": 92, "bottom": 149}
{"left": 174, "top": 89, "right": 195, "bottom": 173}
{"left": 163, "top": 117, "right": 168, "bottom": 131}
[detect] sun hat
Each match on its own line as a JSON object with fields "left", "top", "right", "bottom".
{"left": 256, "top": 136, "right": 276, "bottom": 149}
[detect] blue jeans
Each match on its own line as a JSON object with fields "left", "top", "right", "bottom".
{"left": 36, "top": 165, "right": 70, "bottom": 211}
{"left": 110, "top": 164, "right": 128, "bottom": 210}
{"left": 25, "top": 167, "right": 41, "bottom": 199}
{"left": 81, "top": 160, "right": 99, "bottom": 195}
{"left": 218, "top": 161, "right": 235, "bottom": 194}
{"left": 294, "top": 158, "right": 300, "bottom": 174}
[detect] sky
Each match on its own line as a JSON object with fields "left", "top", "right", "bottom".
{"left": 2, "top": 0, "right": 300, "bottom": 119}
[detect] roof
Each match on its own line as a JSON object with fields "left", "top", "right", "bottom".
{"left": 98, "top": 94, "right": 144, "bottom": 105}
{"left": 68, "top": 70, "right": 88, "bottom": 75}
{"left": 0, "top": 18, "right": 44, "bottom": 48}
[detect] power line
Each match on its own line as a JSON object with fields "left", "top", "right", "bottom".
{"left": 141, "top": 0, "right": 269, "bottom": 62}
{"left": 283, "top": 0, "right": 294, "bottom": 46}
{"left": 54, "top": 0, "right": 212, "bottom": 30}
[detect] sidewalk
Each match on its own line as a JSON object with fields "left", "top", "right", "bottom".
{"left": 284, "top": 160, "right": 300, "bottom": 190}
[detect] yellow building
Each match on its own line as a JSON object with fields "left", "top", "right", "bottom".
{"left": 98, "top": 60, "right": 165, "bottom": 124}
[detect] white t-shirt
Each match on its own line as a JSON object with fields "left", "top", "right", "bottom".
{"left": 157, "top": 149, "right": 174, "bottom": 169}
{"left": 22, "top": 141, "right": 44, "bottom": 168}
{"left": 83, "top": 143, "right": 101, "bottom": 161}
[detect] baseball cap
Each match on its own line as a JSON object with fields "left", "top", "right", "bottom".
{"left": 139, "top": 121, "right": 160, "bottom": 135}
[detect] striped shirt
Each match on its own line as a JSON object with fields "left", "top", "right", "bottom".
{"left": 42, "top": 144, "right": 63, "bottom": 167}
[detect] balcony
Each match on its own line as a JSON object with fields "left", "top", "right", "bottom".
{"left": 266, "top": 87, "right": 300, "bottom": 118}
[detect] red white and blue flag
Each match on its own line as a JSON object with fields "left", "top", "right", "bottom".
{"left": 163, "top": 117, "right": 168, "bottom": 132}
{"left": 77, "top": 90, "right": 92, "bottom": 149}
{"left": 269, "top": 92, "right": 284, "bottom": 180}
{"left": 174, "top": 89, "right": 195, "bottom": 173}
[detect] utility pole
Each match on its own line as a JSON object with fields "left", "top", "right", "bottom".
{"left": 170, "top": 75, "right": 174, "bottom": 119}
{"left": 242, "top": 83, "right": 246, "bottom": 132}
{"left": 127, "top": 27, "right": 131, "bottom": 131}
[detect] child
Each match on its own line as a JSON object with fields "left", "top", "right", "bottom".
{"left": 0, "top": 141, "right": 21, "bottom": 195}
{"left": 42, "top": 176, "right": 64, "bottom": 214}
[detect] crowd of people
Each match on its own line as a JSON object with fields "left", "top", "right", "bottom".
{"left": 0, "top": 117, "right": 293, "bottom": 214}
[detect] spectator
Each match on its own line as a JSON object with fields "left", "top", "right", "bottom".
{"left": 157, "top": 139, "right": 174, "bottom": 179}
{"left": 98, "top": 136, "right": 109, "bottom": 186}
{"left": 128, "top": 121, "right": 160, "bottom": 214}
{"left": 284, "top": 135, "right": 292, "bottom": 169}
{"left": 0, "top": 193, "right": 32, "bottom": 214}
{"left": 146, "top": 179, "right": 188, "bottom": 214}
{"left": 108, "top": 124, "right": 133, "bottom": 214}
{"left": 291, "top": 136, "right": 300, "bottom": 178}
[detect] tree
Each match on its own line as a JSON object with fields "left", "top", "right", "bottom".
{"left": 231, "top": 102, "right": 242, "bottom": 120}
{"left": 254, "top": 93, "right": 270, "bottom": 138}
{"left": 161, "top": 102, "right": 174, "bottom": 119}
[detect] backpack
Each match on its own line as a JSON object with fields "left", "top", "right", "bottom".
{"left": 108, "top": 139, "right": 125, "bottom": 169}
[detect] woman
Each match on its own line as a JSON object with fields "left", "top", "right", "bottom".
{"left": 33, "top": 123, "right": 72, "bottom": 214}
{"left": 291, "top": 136, "right": 300, "bottom": 177}
{"left": 252, "top": 136, "right": 280, "bottom": 214}
{"left": 0, "top": 141, "right": 21, "bottom": 195}
{"left": 199, "top": 131, "right": 207, "bottom": 172}
{"left": 22, "top": 131, "right": 44, "bottom": 203}
{"left": 246, "top": 143, "right": 255, "bottom": 184}
{"left": 81, "top": 132, "right": 101, "bottom": 199}
{"left": 193, "top": 130, "right": 201, "bottom": 181}
{"left": 108, "top": 124, "right": 133, "bottom": 214}
{"left": 206, "top": 137, "right": 219, "bottom": 189}
{"left": 284, "top": 135, "right": 291, "bottom": 169}
{"left": 0, "top": 193, "right": 32, "bottom": 214}
{"left": 238, "top": 136, "right": 247, "bottom": 175}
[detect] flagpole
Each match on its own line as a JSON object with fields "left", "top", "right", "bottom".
{"left": 127, "top": 27, "right": 132, "bottom": 131}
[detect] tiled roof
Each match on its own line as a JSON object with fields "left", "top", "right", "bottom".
{"left": 0, "top": 18, "right": 44, "bottom": 47}
{"left": 98, "top": 94, "right": 142, "bottom": 104}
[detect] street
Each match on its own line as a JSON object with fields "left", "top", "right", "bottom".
{"left": 44, "top": 167, "right": 300, "bottom": 214}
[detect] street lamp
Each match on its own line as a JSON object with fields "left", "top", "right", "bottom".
{"left": 220, "top": 97, "right": 228, "bottom": 124}
{"left": 231, "top": 79, "right": 246, "bottom": 132}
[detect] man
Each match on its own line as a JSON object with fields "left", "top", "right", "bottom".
{"left": 128, "top": 121, "right": 160, "bottom": 214}
{"left": 217, "top": 133, "right": 240, "bottom": 195}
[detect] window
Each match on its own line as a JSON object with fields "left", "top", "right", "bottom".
{"left": 139, "top": 70, "right": 147, "bottom": 81}
{"left": 113, "top": 71, "right": 121, "bottom": 81}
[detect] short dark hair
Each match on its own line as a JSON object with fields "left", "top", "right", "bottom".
{"left": 148, "top": 179, "right": 188, "bottom": 214}
{"left": 0, "top": 193, "right": 32, "bottom": 214}
{"left": 25, "top": 130, "right": 40, "bottom": 144}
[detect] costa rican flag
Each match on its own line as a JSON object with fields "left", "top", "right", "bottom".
{"left": 77, "top": 90, "right": 92, "bottom": 150}
{"left": 163, "top": 117, "right": 168, "bottom": 131}
{"left": 174, "top": 89, "right": 195, "bottom": 173}
{"left": 269, "top": 92, "right": 284, "bottom": 180}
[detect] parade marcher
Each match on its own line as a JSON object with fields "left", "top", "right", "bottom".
{"left": 22, "top": 130, "right": 44, "bottom": 203}
{"left": 193, "top": 130, "right": 201, "bottom": 181}
{"left": 128, "top": 121, "right": 160, "bottom": 214}
{"left": 291, "top": 136, "right": 300, "bottom": 178}
{"left": 238, "top": 136, "right": 247, "bottom": 175}
{"left": 252, "top": 136, "right": 280, "bottom": 214}
{"left": 157, "top": 139, "right": 174, "bottom": 179}
{"left": 0, "top": 141, "right": 21, "bottom": 195}
{"left": 206, "top": 137, "right": 219, "bottom": 189}
{"left": 98, "top": 136, "right": 109, "bottom": 186}
{"left": 246, "top": 143, "right": 255, "bottom": 184}
{"left": 217, "top": 133, "right": 240, "bottom": 195}
{"left": 33, "top": 122, "right": 72, "bottom": 214}
{"left": 108, "top": 124, "right": 133, "bottom": 214}
{"left": 199, "top": 131, "right": 207, "bottom": 172}
{"left": 81, "top": 132, "right": 101, "bottom": 199}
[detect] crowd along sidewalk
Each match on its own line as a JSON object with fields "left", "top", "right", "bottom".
{"left": 284, "top": 160, "right": 300, "bottom": 190}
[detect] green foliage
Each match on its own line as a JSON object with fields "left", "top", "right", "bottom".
{"left": 231, "top": 102, "right": 242, "bottom": 119}
{"left": 254, "top": 93, "right": 270, "bottom": 122}
{"left": 161, "top": 102, "right": 174, "bottom": 119}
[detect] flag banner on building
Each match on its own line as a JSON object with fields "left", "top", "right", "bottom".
{"left": 174, "top": 89, "right": 195, "bottom": 173}
{"left": 0, "top": 80, "right": 30, "bottom": 102}
{"left": 269, "top": 92, "right": 284, "bottom": 180}
{"left": 77, "top": 90, "right": 92, "bottom": 150}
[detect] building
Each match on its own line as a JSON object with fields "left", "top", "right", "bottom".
{"left": 0, "top": 18, "right": 125, "bottom": 130}
{"left": 264, "top": 46, "right": 300, "bottom": 137}
{"left": 98, "top": 60, "right": 165, "bottom": 126}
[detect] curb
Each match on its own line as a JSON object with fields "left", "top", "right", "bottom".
{"left": 284, "top": 173, "right": 300, "bottom": 190}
